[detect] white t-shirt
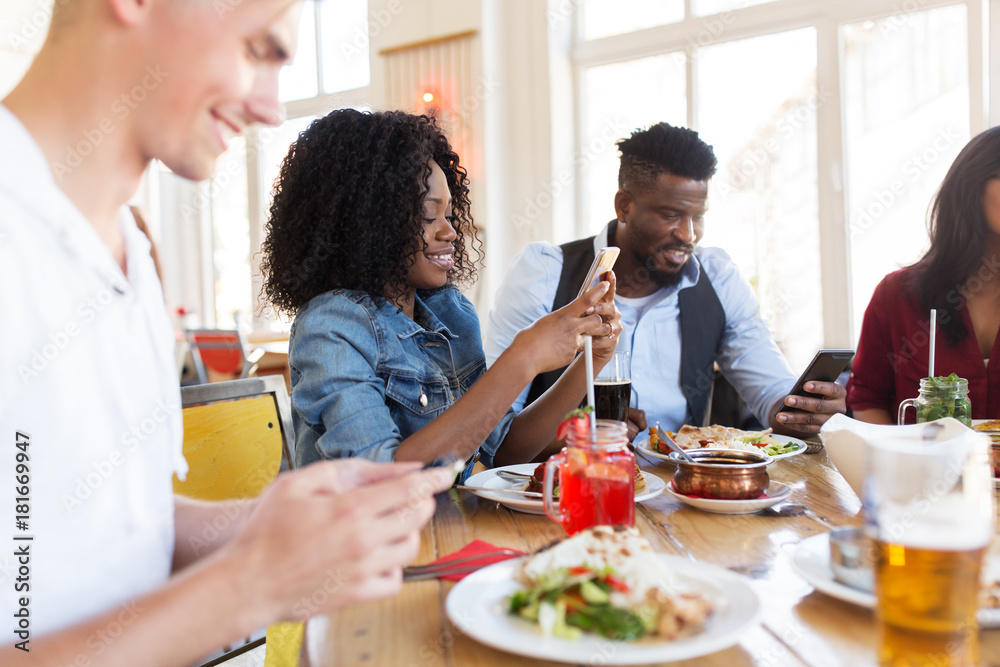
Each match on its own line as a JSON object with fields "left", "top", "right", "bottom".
{"left": 0, "top": 105, "right": 187, "bottom": 639}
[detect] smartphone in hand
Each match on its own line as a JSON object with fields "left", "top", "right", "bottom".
{"left": 422, "top": 451, "right": 466, "bottom": 483}
{"left": 775, "top": 349, "right": 854, "bottom": 416}
{"left": 576, "top": 247, "right": 620, "bottom": 299}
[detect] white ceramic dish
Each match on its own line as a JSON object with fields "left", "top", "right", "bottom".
{"left": 464, "top": 463, "right": 665, "bottom": 515}
{"left": 665, "top": 481, "right": 792, "bottom": 515}
{"left": 635, "top": 434, "right": 807, "bottom": 467}
{"left": 790, "top": 533, "right": 1000, "bottom": 628}
{"left": 446, "top": 554, "right": 761, "bottom": 665}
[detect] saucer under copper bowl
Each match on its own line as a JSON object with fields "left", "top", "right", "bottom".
{"left": 669, "top": 448, "right": 772, "bottom": 500}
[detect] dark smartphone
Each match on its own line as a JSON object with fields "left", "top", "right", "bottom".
{"left": 575, "top": 247, "right": 620, "bottom": 299}
{"left": 422, "top": 451, "right": 466, "bottom": 479}
{"left": 775, "top": 349, "right": 854, "bottom": 416}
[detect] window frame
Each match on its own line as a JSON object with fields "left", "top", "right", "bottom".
{"left": 570, "top": 0, "right": 990, "bottom": 347}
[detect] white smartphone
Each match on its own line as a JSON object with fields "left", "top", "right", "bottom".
{"left": 575, "top": 247, "right": 620, "bottom": 299}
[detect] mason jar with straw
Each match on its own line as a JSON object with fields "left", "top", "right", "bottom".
{"left": 897, "top": 309, "right": 973, "bottom": 426}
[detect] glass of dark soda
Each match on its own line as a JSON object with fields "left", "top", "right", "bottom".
{"left": 595, "top": 349, "right": 631, "bottom": 423}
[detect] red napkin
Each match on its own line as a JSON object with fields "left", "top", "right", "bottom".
{"left": 428, "top": 540, "right": 525, "bottom": 581}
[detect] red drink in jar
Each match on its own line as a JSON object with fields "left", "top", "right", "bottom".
{"left": 544, "top": 420, "right": 635, "bottom": 535}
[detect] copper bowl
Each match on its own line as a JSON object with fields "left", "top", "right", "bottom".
{"left": 670, "top": 449, "right": 772, "bottom": 500}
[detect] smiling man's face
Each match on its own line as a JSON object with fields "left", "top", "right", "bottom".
{"left": 135, "top": 0, "right": 303, "bottom": 181}
{"left": 616, "top": 171, "right": 708, "bottom": 289}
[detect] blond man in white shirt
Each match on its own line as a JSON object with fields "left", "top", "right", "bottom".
{"left": 0, "top": 1, "right": 453, "bottom": 665}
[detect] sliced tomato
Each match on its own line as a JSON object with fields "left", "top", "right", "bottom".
{"left": 603, "top": 574, "right": 631, "bottom": 593}
{"left": 568, "top": 566, "right": 593, "bottom": 576}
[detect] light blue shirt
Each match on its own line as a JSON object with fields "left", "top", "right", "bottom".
{"left": 483, "top": 222, "right": 796, "bottom": 431}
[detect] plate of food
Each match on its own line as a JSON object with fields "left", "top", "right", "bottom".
{"left": 446, "top": 525, "right": 761, "bottom": 664}
{"left": 972, "top": 420, "right": 1000, "bottom": 487}
{"left": 464, "top": 462, "right": 665, "bottom": 515}
{"left": 790, "top": 532, "right": 1000, "bottom": 627}
{"left": 635, "top": 425, "right": 807, "bottom": 465}
{"left": 665, "top": 481, "right": 792, "bottom": 515}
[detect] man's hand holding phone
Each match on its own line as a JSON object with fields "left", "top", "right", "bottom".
{"left": 769, "top": 350, "right": 853, "bottom": 436}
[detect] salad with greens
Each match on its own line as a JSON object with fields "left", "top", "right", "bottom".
{"left": 509, "top": 565, "right": 650, "bottom": 640}
{"left": 736, "top": 431, "right": 802, "bottom": 456}
{"left": 507, "top": 526, "right": 713, "bottom": 641}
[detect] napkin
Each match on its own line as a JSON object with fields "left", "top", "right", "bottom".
{"left": 428, "top": 540, "right": 525, "bottom": 581}
{"left": 819, "top": 414, "right": 984, "bottom": 498}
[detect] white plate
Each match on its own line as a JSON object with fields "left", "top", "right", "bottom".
{"left": 446, "top": 555, "right": 761, "bottom": 665}
{"left": 790, "top": 533, "right": 1000, "bottom": 627}
{"left": 464, "top": 464, "right": 666, "bottom": 515}
{"left": 635, "top": 434, "right": 807, "bottom": 466}
{"left": 665, "top": 481, "right": 792, "bottom": 515}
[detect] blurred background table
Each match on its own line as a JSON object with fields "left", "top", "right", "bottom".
{"left": 307, "top": 451, "right": 1000, "bottom": 666}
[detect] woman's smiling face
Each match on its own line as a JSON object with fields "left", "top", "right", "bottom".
{"left": 404, "top": 160, "right": 458, "bottom": 292}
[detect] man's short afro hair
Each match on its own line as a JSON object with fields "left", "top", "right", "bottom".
{"left": 617, "top": 123, "right": 718, "bottom": 192}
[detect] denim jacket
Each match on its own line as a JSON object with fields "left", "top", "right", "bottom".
{"left": 289, "top": 285, "right": 514, "bottom": 481}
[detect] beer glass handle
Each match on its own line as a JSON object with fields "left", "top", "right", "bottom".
{"left": 897, "top": 399, "right": 916, "bottom": 425}
{"left": 543, "top": 451, "right": 565, "bottom": 524}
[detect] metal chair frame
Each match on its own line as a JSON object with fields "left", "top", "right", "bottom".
{"left": 185, "top": 329, "right": 265, "bottom": 385}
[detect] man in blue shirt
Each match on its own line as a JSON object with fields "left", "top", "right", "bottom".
{"left": 484, "top": 122, "right": 846, "bottom": 437}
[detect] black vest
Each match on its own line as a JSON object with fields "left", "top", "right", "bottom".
{"left": 524, "top": 230, "right": 726, "bottom": 426}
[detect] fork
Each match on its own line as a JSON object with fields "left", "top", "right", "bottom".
{"left": 402, "top": 549, "right": 524, "bottom": 581}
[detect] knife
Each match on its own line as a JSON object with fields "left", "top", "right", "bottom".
{"left": 453, "top": 485, "right": 543, "bottom": 499}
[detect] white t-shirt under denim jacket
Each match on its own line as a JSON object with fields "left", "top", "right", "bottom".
{"left": 0, "top": 105, "right": 187, "bottom": 642}
{"left": 289, "top": 286, "right": 514, "bottom": 481}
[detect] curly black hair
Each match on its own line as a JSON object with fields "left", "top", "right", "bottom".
{"left": 617, "top": 123, "right": 718, "bottom": 192}
{"left": 260, "top": 109, "right": 481, "bottom": 316}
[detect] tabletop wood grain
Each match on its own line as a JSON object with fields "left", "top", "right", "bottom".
{"left": 310, "top": 450, "right": 1000, "bottom": 666}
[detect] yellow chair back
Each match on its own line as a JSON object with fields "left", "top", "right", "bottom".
{"left": 174, "top": 396, "right": 282, "bottom": 500}
{"left": 177, "top": 377, "right": 302, "bottom": 666}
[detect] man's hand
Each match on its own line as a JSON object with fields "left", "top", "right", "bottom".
{"left": 222, "top": 459, "right": 454, "bottom": 626}
{"left": 625, "top": 407, "right": 647, "bottom": 442}
{"left": 770, "top": 381, "right": 847, "bottom": 436}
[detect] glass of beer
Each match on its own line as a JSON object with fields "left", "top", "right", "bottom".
{"left": 595, "top": 350, "right": 631, "bottom": 423}
{"left": 865, "top": 430, "right": 994, "bottom": 666}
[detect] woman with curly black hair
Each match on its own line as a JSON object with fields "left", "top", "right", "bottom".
{"left": 848, "top": 127, "right": 1000, "bottom": 423}
{"left": 262, "top": 109, "right": 622, "bottom": 477}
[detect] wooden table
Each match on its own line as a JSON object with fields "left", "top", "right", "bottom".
{"left": 309, "top": 451, "right": 1000, "bottom": 666}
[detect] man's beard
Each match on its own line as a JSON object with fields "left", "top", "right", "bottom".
{"left": 633, "top": 244, "right": 694, "bottom": 289}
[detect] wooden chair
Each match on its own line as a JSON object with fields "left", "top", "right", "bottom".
{"left": 177, "top": 376, "right": 299, "bottom": 665}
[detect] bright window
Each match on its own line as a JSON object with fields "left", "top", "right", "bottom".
{"left": 842, "top": 5, "right": 969, "bottom": 340}
{"left": 580, "top": 53, "right": 686, "bottom": 236}
{"left": 696, "top": 28, "right": 820, "bottom": 370}
{"left": 580, "top": 0, "right": 684, "bottom": 41}
{"left": 573, "top": 0, "right": 983, "bottom": 355}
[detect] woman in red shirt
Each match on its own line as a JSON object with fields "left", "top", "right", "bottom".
{"left": 848, "top": 127, "right": 1000, "bottom": 424}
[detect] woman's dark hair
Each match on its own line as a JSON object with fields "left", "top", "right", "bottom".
{"left": 907, "top": 126, "right": 1000, "bottom": 344}
{"left": 261, "top": 109, "right": 480, "bottom": 316}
